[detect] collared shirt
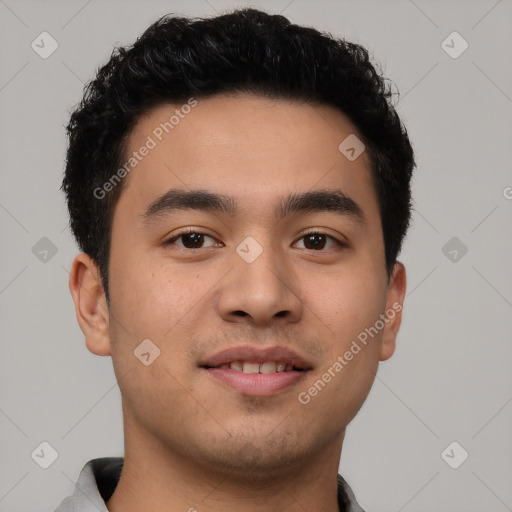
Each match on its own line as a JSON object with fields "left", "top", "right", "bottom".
{"left": 55, "top": 457, "right": 366, "bottom": 512}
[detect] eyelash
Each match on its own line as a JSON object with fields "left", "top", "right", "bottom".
{"left": 163, "top": 228, "right": 344, "bottom": 251}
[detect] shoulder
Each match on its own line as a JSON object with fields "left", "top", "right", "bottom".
{"left": 54, "top": 457, "right": 124, "bottom": 512}
{"left": 337, "top": 474, "right": 367, "bottom": 512}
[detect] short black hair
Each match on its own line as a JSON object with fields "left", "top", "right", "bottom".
{"left": 62, "top": 7, "right": 415, "bottom": 305}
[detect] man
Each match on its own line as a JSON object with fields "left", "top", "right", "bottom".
{"left": 57, "top": 7, "right": 414, "bottom": 512}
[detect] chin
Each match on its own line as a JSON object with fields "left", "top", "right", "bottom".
{"left": 190, "top": 430, "right": 313, "bottom": 479}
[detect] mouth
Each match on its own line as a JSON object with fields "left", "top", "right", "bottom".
{"left": 202, "top": 360, "right": 306, "bottom": 373}
{"left": 199, "top": 346, "right": 312, "bottom": 396}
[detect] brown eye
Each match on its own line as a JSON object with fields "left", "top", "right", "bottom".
{"left": 165, "top": 231, "right": 219, "bottom": 249}
{"left": 294, "top": 232, "right": 341, "bottom": 251}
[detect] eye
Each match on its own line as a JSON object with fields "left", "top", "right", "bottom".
{"left": 163, "top": 229, "right": 221, "bottom": 250}
{"left": 293, "top": 231, "right": 343, "bottom": 251}
{"left": 163, "top": 229, "right": 343, "bottom": 251}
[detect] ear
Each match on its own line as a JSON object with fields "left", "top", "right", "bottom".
{"left": 68, "top": 253, "right": 111, "bottom": 356}
{"left": 379, "top": 261, "right": 406, "bottom": 361}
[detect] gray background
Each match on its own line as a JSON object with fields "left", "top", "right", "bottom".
{"left": 1, "top": 0, "right": 511, "bottom": 511}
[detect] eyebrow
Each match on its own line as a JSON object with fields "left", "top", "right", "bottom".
{"left": 141, "top": 188, "right": 365, "bottom": 225}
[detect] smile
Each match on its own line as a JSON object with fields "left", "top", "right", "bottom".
{"left": 204, "top": 360, "right": 305, "bottom": 373}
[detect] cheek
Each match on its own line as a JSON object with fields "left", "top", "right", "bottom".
{"left": 315, "top": 266, "right": 386, "bottom": 346}
{"left": 106, "top": 257, "right": 198, "bottom": 417}
{"left": 109, "top": 251, "right": 192, "bottom": 336}
{"left": 301, "top": 265, "right": 386, "bottom": 421}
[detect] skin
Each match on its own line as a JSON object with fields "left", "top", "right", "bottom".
{"left": 69, "top": 92, "right": 406, "bottom": 512}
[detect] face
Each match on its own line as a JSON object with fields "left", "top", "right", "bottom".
{"left": 71, "top": 92, "right": 406, "bottom": 480}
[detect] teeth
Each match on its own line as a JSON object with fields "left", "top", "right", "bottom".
{"left": 260, "top": 362, "right": 277, "bottom": 374}
{"left": 242, "top": 362, "right": 260, "bottom": 374}
{"left": 230, "top": 361, "right": 243, "bottom": 371}
{"left": 217, "top": 361, "right": 299, "bottom": 373}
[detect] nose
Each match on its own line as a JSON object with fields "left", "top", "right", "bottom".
{"left": 215, "top": 239, "right": 304, "bottom": 326}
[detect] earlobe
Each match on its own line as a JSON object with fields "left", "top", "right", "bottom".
{"left": 379, "top": 261, "right": 407, "bottom": 361}
{"left": 68, "top": 253, "right": 111, "bottom": 356}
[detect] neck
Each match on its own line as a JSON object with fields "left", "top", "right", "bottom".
{"left": 106, "top": 411, "right": 345, "bottom": 512}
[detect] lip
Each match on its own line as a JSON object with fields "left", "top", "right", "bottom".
{"left": 204, "top": 367, "right": 307, "bottom": 396}
{"left": 199, "top": 345, "right": 312, "bottom": 397}
{"left": 199, "top": 345, "right": 311, "bottom": 369}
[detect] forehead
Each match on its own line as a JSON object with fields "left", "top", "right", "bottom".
{"left": 115, "top": 93, "right": 379, "bottom": 225}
